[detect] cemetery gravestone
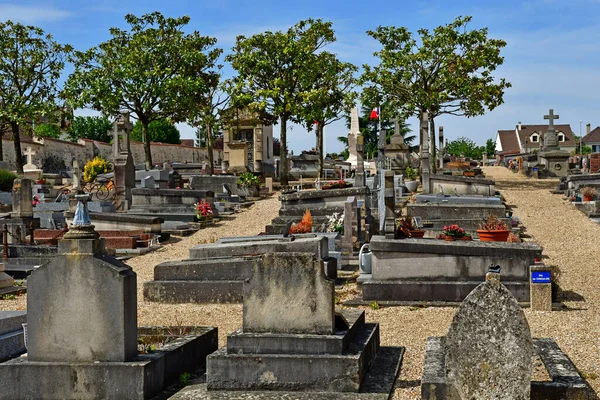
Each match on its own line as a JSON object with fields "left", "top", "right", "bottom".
{"left": 243, "top": 252, "right": 334, "bottom": 335}
{"left": 22, "top": 147, "right": 42, "bottom": 181}
{"left": 420, "top": 112, "right": 431, "bottom": 194}
{"left": 444, "top": 271, "right": 533, "bottom": 399}
{"left": 112, "top": 111, "right": 135, "bottom": 212}
{"left": 168, "top": 170, "right": 182, "bottom": 189}
{"left": 538, "top": 109, "right": 570, "bottom": 177}
{"left": 141, "top": 175, "right": 155, "bottom": 189}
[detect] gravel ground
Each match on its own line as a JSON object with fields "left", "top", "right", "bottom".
{"left": 2, "top": 169, "right": 600, "bottom": 399}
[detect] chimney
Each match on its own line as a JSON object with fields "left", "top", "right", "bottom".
{"left": 587, "top": 123, "right": 591, "bottom": 135}
{"left": 517, "top": 122, "right": 522, "bottom": 131}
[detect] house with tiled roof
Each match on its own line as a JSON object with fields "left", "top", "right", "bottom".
{"left": 582, "top": 124, "right": 600, "bottom": 153}
{"left": 495, "top": 122, "right": 576, "bottom": 156}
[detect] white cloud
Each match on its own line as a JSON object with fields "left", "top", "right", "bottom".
{"left": 0, "top": 4, "right": 72, "bottom": 24}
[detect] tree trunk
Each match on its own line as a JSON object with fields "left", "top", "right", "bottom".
{"left": 0, "top": 126, "right": 4, "bottom": 161}
{"left": 317, "top": 123, "right": 324, "bottom": 179}
{"left": 206, "top": 122, "right": 214, "bottom": 175}
{"left": 280, "top": 117, "right": 288, "bottom": 186}
{"left": 142, "top": 120, "right": 152, "bottom": 169}
{"left": 11, "top": 122, "right": 23, "bottom": 174}
{"left": 430, "top": 116, "right": 437, "bottom": 174}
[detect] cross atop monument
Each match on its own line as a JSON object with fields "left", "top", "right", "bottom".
{"left": 543, "top": 109, "right": 559, "bottom": 133}
{"left": 24, "top": 147, "right": 36, "bottom": 167}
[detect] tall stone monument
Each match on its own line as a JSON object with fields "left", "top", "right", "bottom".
{"left": 420, "top": 112, "right": 431, "bottom": 194}
{"left": 439, "top": 126, "right": 445, "bottom": 169}
{"left": 347, "top": 107, "right": 366, "bottom": 187}
{"left": 7, "top": 178, "right": 39, "bottom": 244}
{"left": 538, "top": 109, "right": 570, "bottom": 177}
{"left": 385, "top": 119, "right": 410, "bottom": 175}
{"left": 112, "top": 111, "right": 135, "bottom": 211}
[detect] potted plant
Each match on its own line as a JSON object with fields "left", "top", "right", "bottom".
{"left": 395, "top": 218, "right": 426, "bottom": 238}
{"left": 195, "top": 199, "right": 214, "bottom": 222}
{"left": 290, "top": 209, "right": 312, "bottom": 234}
{"left": 236, "top": 172, "right": 261, "bottom": 197}
{"left": 581, "top": 186, "right": 597, "bottom": 202}
{"left": 404, "top": 166, "right": 418, "bottom": 193}
{"left": 463, "top": 169, "right": 475, "bottom": 177}
{"left": 326, "top": 212, "right": 344, "bottom": 235}
{"left": 442, "top": 224, "right": 471, "bottom": 241}
{"left": 35, "top": 175, "right": 46, "bottom": 185}
{"left": 477, "top": 215, "right": 510, "bottom": 242}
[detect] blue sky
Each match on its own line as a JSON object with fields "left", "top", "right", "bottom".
{"left": 1, "top": 0, "right": 599, "bottom": 154}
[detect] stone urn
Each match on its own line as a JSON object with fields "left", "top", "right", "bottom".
{"left": 405, "top": 180, "right": 418, "bottom": 193}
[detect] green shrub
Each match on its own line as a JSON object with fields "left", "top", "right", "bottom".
{"left": 42, "top": 154, "right": 67, "bottom": 174}
{"left": 0, "top": 169, "right": 17, "bottom": 192}
{"left": 236, "top": 171, "right": 261, "bottom": 187}
{"left": 34, "top": 123, "right": 62, "bottom": 139}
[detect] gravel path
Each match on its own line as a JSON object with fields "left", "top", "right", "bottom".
{"left": 2, "top": 169, "right": 599, "bottom": 399}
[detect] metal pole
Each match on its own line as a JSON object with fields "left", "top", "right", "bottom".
{"left": 580, "top": 120, "right": 583, "bottom": 156}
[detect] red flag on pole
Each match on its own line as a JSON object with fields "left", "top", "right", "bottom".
{"left": 369, "top": 107, "right": 379, "bottom": 120}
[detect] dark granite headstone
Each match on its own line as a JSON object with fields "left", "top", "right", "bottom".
{"left": 168, "top": 170, "right": 182, "bottom": 189}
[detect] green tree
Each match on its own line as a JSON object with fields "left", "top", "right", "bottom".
{"left": 64, "top": 12, "right": 221, "bottom": 169}
{"left": 188, "top": 68, "right": 230, "bottom": 175}
{"left": 446, "top": 136, "right": 482, "bottom": 159}
{"left": 0, "top": 21, "right": 71, "bottom": 173}
{"left": 361, "top": 16, "right": 510, "bottom": 174}
{"left": 573, "top": 136, "right": 593, "bottom": 155}
{"left": 68, "top": 116, "right": 113, "bottom": 143}
{"left": 299, "top": 52, "right": 358, "bottom": 178}
{"left": 485, "top": 138, "right": 496, "bottom": 156}
{"left": 131, "top": 119, "right": 180, "bottom": 144}
{"left": 34, "top": 123, "right": 61, "bottom": 139}
{"left": 226, "top": 19, "right": 336, "bottom": 186}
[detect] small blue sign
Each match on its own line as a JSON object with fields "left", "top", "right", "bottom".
{"left": 531, "top": 271, "right": 551, "bottom": 284}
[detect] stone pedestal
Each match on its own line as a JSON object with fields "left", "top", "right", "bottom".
{"left": 539, "top": 149, "right": 570, "bottom": 177}
{"left": 385, "top": 132, "right": 410, "bottom": 175}
{"left": 530, "top": 264, "right": 552, "bottom": 312}
{"left": 205, "top": 252, "right": 402, "bottom": 395}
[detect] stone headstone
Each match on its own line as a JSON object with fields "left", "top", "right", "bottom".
{"left": 265, "top": 177, "right": 273, "bottom": 193}
{"left": 243, "top": 252, "right": 335, "bottom": 335}
{"left": 141, "top": 175, "right": 155, "bottom": 189}
{"left": 343, "top": 196, "right": 356, "bottom": 253}
{"left": 27, "top": 221, "right": 137, "bottom": 362}
{"left": 72, "top": 159, "right": 81, "bottom": 190}
{"left": 11, "top": 178, "right": 33, "bottom": 218}
{"left": 112, "top": 111, "right": 135, "bottom": 212}
{"left": 543, "top": 108, "right": 559, "bottom": 149}
{"left": 445, "top": 271, "right": 533, "bottom": 399}
{"left": 168, "top": 170, "right": 182, "bottom": 189}
{"left": 23, "top": 146, "right": 37, "bottom": 170}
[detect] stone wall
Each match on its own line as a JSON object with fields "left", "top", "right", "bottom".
{"left": 0, "top": 136, "right": 208, "bottom": 171}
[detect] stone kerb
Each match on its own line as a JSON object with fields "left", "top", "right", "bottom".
{"left": 243, "top": 252, "right": 335, "bottom": 335}
{"left": 444, "top": 272, "right": 533, "bottom": 399}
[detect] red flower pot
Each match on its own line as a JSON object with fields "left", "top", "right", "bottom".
{"left": 584, "top": 195, "right": 593, "bottom": 202}
{"left": 477, "top": 229, "right": 511, "bottom": 242}
{"left": 445, "top": 236, "right": 455, "bottom": 241}
{"left": 459, "top": 236, "right": 473, "bottom": 241}
{"left": 410, "top": 230, "right": 425, "bottom": 238}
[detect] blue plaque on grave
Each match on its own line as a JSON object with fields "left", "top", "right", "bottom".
{"left": 531, "top": 271, "right": 551, "bottom": 283}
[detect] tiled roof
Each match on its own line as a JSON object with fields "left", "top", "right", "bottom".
{"left": 582, "top": 127, "right": 600, "bottom": 144}
{"left": 497, "top": 129, "right": 520, "bottom": 154}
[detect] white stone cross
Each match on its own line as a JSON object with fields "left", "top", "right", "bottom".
{"left": 24, "top": 147, "right": 36, "bottom": 166}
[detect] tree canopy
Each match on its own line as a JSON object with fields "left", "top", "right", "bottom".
{"left": 299, "top": 51, "right": 358, "bottom": 177}
{"left": 226, "top": 18, "right": 337, "bottom": 185}
{"left": 64, "top": 12, "right": 221, "bottom": 168}
{"left": 446, "top": 136, "right": 484, "bottom": 159}
{"left": 0, "top": 20, "right": 71, "bottom": 172}
{"left": 131, "top": 119, "right": 180, "bottom": 144}
{"left": 68, "top": 116, "right": 113, "bottom": 143}
{"left": 361, "top": 16, "right": 510, "bottom": 172}
{"left": 34, "top": 123, "right": 62, "bottom": 139}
